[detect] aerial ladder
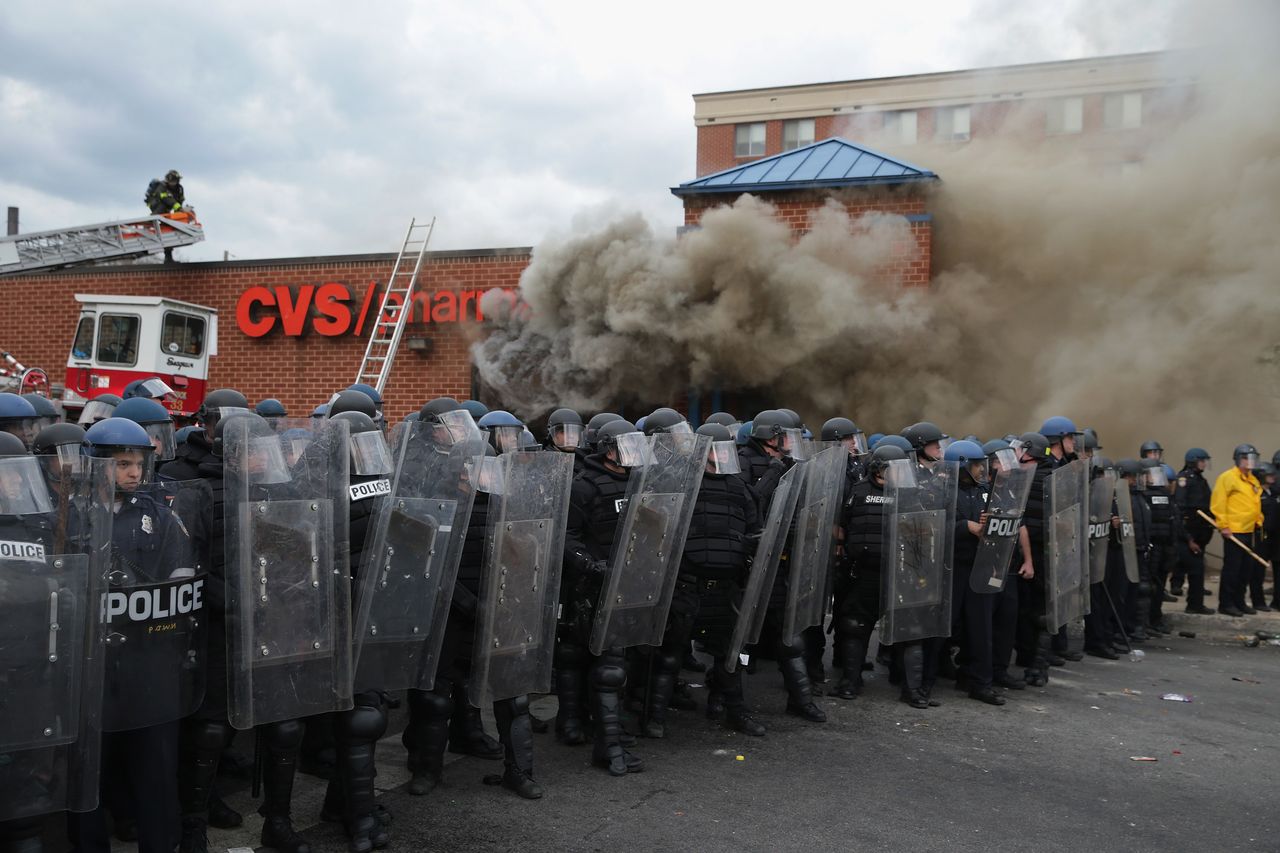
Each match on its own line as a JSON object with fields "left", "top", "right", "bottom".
{"left": 0, "top": 213, "right": 205, "bottom": 276}
{"left": 354, "top": 217, "right": 435, "bottom": 394}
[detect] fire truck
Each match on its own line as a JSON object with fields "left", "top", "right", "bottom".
{"left": 62, "top": 294, "right": 218, "bottom": 421}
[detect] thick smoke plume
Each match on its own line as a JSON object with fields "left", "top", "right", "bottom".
{"left": 473, "top": 1, "right": 1280, "bottom": 461}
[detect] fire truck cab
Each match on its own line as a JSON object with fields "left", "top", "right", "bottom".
{"left": 63, "top": 294, "right": 218, "bottom": 420}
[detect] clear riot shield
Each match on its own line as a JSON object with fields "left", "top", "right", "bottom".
{"left": 469, "top": 451, "right": 574, "bottom": 706}
{"left": 724, "top": 463, "right": 804, "bottom": 673}
{"left": 1, "top": 456, "right": 113, "bottom": 823}
{"left": 1044, "top": 458, "right": 1089, "bottom": 631}
{"left": 1087, "top": 470, "right": 1118, "bottom": 585}
{"left": 970, "top": 462, "right": 1036, "bottom": 594}
{"left": 589, "top": 432, "right": 708, "bottom": 655}
{"left": 1114, "top": 484, "right": 1141, "bottom": 583}
{"left": 353, "top": 422, "right": 482, "bottom": 692}
{"left": 881, "top": 459, "right": 958, "bottom": 644}
{"left": 224, "top": 416, "right": 353, "bottom": 730}
{"left": 102, "top": 480, "right": 209, "bottom": 732}
{"left": 783, "top": 445, "right": 846, "bottom": 640}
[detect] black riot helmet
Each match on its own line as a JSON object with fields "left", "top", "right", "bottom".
{"left": 546, "top": 408, "right": 584, "bottom": 451}
{"left": 643, "top": 408, "right": 691, "bottom": 436}
{"left": 76, "top": 392, "right": 122, "bottom": 427}
{"left": 0, "top": 430, "right": 29, "bottom": 456}
{"left": 419, "top": 396, "right": 461, "bottom": 422}
{"left": 705, "top": 412, "right": 738, "bottom": 428}
{"left": 33, "top": 422, "right": 86, "bottom": 456}
{"left": 328, "top": 389, "right": 377, "bottom": 419}
{"left": 777, "top": 408, "right": 803, "bottom": 429}
{"left": 1233, "top": 444, "right": 1260, "bottom": 469}
{"left": 821, "top": 416, "right": 868, "bottom": 455}
{"left": 750, "top": 410, "right": 789, "bottom": 443}
{"left": 696, "top": 422, "right": 739, "bottom": 475}
{"left": 198, "top": 388, "right": 248, "bottom": 436}
{"left": 1116, "top": 457, "right": 1145, "bottom": 479}
{"left": 1139, "top": 440, "right": 1163, "bottom": 460}
{"left": 868, "top": 444, "right": 907, "bottom": 478}
{"left": 1016, "top": 432, "right": 1050, "bottom": 461}
{"left": 585, "top": 412, "right": 624, "bottom": 450}
{"left": 1081, "top": 428, "right": 1101, "bottom": 452}
{"left": 596, "top": 419, "right": 648, "bottom": 468}
{"left": 417, "top": 397, "right": 479, "bottom": 448}
{"left": 902, "top": 421, "right": 947, "bottom": 451}
{"left": 210, "top": 410, "right": 260, "bottom": 458}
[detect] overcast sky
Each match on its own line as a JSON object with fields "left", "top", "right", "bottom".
{"left": 0, "top": 0, "right": 1171, "bottom": 261}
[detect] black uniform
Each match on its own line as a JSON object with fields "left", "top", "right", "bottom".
{"left": 1174, "top": 465, "right": 1213, "bottom": 609}
{"left": 734, "top": 440, "right": 825, "bottom": 721}
{"left": 644, "top": 470, "right": 762, "bottom": 735}
{"left": 1122, "top": 483, "right": 1153, "bottom": 638}
{"left": 1014, "top": 456, "right": 1055, "bottom": 682}
{"left": 1255, "top": 484, "right": 1279, "bottom": 609}
{"left": 832, "top": 477, "right": 889, "bottom": 695}
{"left": 68, "top": 490, "right": 188, "bottom": 853}
{"left": 557, "top": 454, "right": 643, "bottom": 775}
{"left": 952, "top": 473, "right": 1018, "bottom": 692}
{"left": 1142, "top": 484, "right": 1180, "bottom": 628}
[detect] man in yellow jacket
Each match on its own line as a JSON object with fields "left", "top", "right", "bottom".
{"left": 1210, "top": 444, "right": 1264, "bottom": 617}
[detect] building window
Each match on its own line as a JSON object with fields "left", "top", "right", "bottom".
{"left": 1103, "top": 92, "right": 1143, "bottom": 129}
{"left": 883, "top": 110, "right": 918, "bottom": 145}
{"left": 935, "top": 105, "right": 971, "bottom": 141}
{"left": 782, "top": 118, "right": 816, "bottom": 150}
{"left": 1046, "top": 97, "right": 1084, "bottom": 135}
{"left": 734, "top": 122, "right": 766, "bottom": 157}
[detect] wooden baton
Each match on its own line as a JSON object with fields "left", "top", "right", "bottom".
{"left": 1197, "top": 509, "right": 1272, "bottom": 568}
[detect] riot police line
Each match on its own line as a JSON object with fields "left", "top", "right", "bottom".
{"left": 0, "top": 384, "right": 1255, "bottom": 853}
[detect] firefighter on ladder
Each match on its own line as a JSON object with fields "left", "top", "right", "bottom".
{"left": 145, "top": 169, "right": 187, "bottom": 261}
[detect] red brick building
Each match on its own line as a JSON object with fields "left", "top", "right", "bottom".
{"left": 0, "top": 249, "right": 528, "bottom": 421}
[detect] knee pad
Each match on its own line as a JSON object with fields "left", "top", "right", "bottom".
{"left": 263, "top": 718, "right": 303, "bottom": 750}
{"left": 500, "top": 694, "right": 531, "bottom": 717}
{"left": 409, "top": 687, "right": 454, "bottom": 720}
{"left": 590, "top": 662, "right": 627, "bottom": 691}
{"left": 775, "top": 638, "right": 804, "bottom": 660}
{"left": 188, "top": 719, "right": 233, "bottom": 753}
{"left": 341, "top": 703, "right": 389, "bottom": 744}
{"left": 656, "top": 652, "right": 681, "bottom": 676}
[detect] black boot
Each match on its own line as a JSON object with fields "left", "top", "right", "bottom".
{"left": 779, "top": 654, "right": 826, "bottom": 722}
{"left": 179, "top": 719, "right": 232, "bottom": 853}
{"left": 705, "top": 687, "right": 725, "bottom": 720}
{"left": 642, "top": 653, "right": 679, "bottom": 739}
{"left": 207, "top": 788, "right": 242, "bottom": 829}
{"left": 449, "top": 683, "right": 503, "bottom": 759}
{"left": 495, "top": 696, "right": 544, "bottom": 799}
{"left": 831, "top": 634, "right": 867, "bottom": 700}
{"left": 898, "top": 644, "right": 929, "bottom": 709}
{"left": 333, "top": 701, "right": 390, "bottom": 853}
{"left": 258, "top": 721, "right": 311, "bottom": 853}
{"left": 403, "top": 688, "right": 452, "bottom": 796}
{"left": 590, "top": 657, "right": 643, "bottom": 776}
{"left": 553, "top": 655, "right": 588, "bottom": 745}
{"left": 716, "top": 662, "right": 765, "bottom": 737}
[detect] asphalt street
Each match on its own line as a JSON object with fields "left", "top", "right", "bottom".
{"left": 185, "top": 616, "right": 1280, "bottom": 853}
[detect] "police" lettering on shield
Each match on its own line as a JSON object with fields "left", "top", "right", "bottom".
{"left": 102, "top": 578, "right": 205, "bottom": 624}
{"left": 349, "top": 479, "right": 392, "bottom": 502}
{"left": 0, "top": 539, "right": 46, "bottom": 562}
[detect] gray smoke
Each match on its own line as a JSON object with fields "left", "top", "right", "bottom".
{"left": 473, "top": 1, "right": 1280, "bottom": 462}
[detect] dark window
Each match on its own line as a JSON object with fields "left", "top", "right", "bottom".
{"left": 71, "top": 316, "right": 95, "bottom": 360}
{"left": 96, "top": 314, "right": 140, "bottom": 366}
{"left": 162, "top": 312, "right": 205, "bottom": 357}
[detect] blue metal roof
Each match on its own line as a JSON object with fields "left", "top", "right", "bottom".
{"left": 672, "top": 137, "right": 938, "bottom": 197}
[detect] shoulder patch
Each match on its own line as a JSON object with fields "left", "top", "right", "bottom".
{"left": 1177, "top": 477, "right": 1187, "bottom": 487}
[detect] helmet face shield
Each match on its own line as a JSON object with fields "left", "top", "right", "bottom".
{"left": 883, "top": 458, "right": 918, "bottom": 489}
{"left": 144, "top": 421, "right": 177, "bottom": 461}
{"left": 491, "top": 425, "right": 522, "bottom": 454}
{"left": 1145, "top": 466, "right": 1169, "bottom": 489}
{"left": 848, "top": 432, "right": 868, "bottom": 455}
{"left": 552, "top": 422, "right": 583, "bottom": 451}
{"left": 1241, "top": 452, "right": 1259, "bottom": 470}
{"left": 666, "top": 421, "right": 693, "bottom": 435}
{"left": 351, "top": 429, "right": 394, "bottom": 477}
{"left": 612, "top": 432, "right": 653, "bottom": 468}
{"left": 430, "top": 410, "right": 481, "bottom": 447}
{"left": 136, "top": 378, "right": 177, "bottom": 400}
{"left": 77, "top": 399, "right": 116, "bottom": 426}
{"left": 245, "top": 436, "right": 291, "bottom": 485}
{"left": 0, "top": 457, "right": 54, "bottom": 515}
{"left": 476, "top": 456, "right": 504, "bottom": 495}
{"left": 709, "top": 440, "right": 741, "bottom": 475}
{"left": 992, "top": 448, "right": 1019, "bottom": 475}
{"left": 783, "top": 428, "right": 809, "bottom": 461}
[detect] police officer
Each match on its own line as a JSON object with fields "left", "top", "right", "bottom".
{"left": 558, "top": 419, "right": 648, "bottom": 774}
{"left": 76, "top": 393, "right": 123, "bottom": 427}
{"left": 1172, "top": 449, "right": 1213, "bottom": 609}
{"left": 1140, "top": 458, "right": 1180, "bottom": 632}
{"left": 983, "top": 439, "right": 1033, "bottom": 688}
{"left": 1038, "top": 417, "right": 1085, "bottom": 666}
{"left": 168, "top": 411, "right": 313, "bottom": 853}
{"left": 477, "top": 410, "right": 525, "bottom": 453}
{"left": 1139, "top": 440, "right": 1163, "bottom": 463}
{"left": 122, "top": 377, "right": 177, "bottom": 403}
{"left": 822, "top": 416, "right": 868, "bottom": 494}
{"left": 736, "top": 410, "right": 826, "bottom": 723}
{"left": 255, "top": 398, "right": 289, "bottom": 423}
{"left": 831, "top": 444, "right": 898, "bottom": 699}
{"left": 1250, "top": 462, "right": 1277, "bottom": 612}
{"left": 68, "top": 418, "right": 191, "bottom": 853}
{"left": 1115, "top": 458, "right": 1153, "bottom": 640}
{"left": 20, "top": 393, "right": 60, "bottom": 432}
{"left": 1013, "top": 431, "right": 1055, "bottom": 686}
{"left": 901, "top": 422, "right": 948, "bottom": 474}
{"left": 643, "top": 423, "right": 765, "bottom": 738}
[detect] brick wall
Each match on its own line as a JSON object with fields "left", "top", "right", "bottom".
{"left": 681, "top": 189, "right": 932, "bottom": 285}
{"left": 0, "top": 250, "right": 530, "bottom": 422}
